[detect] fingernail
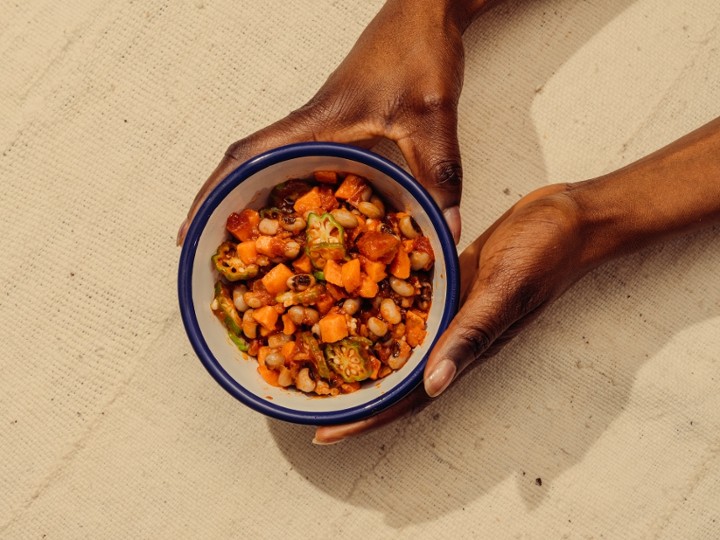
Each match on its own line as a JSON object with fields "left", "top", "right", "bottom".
{"left": 425, "top": 359, "right": 456, "bottom": 398}
{"left": 312, "top": 436, "right": 344, "bottom": 446}
{"left": 176, "top": 219, "right": 188, "bottom": 246}
{"left": 443, "top": 206, "right": 461, "bottom": 244}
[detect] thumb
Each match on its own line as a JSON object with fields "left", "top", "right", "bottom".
{"left": 177, "top": 109, "right": 320, "bottom": 246}
{"left": 396, "top": 111, "right": 463, "bottom": 244}
{"left": 423, "top": 279, "right": 514, "bottom": 398}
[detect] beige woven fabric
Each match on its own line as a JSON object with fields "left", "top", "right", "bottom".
{"left": 1, "top": 0, "right": 719, "bottom": 538}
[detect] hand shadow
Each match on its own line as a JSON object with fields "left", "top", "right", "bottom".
{"left": 267, "top": 0, "right": 719, "bottom": 527}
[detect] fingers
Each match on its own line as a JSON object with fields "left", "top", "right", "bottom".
{"left": 177, "top": 110, "right": 320, "bottom": 246}
{"left": 396, "top": 109, "right": 463, "bottom": 243}
{"left": 423, "top": 275, "right": 516, "bottom": 398}
{"left": 312, "top": 384, "right": 430, "bottom": 445}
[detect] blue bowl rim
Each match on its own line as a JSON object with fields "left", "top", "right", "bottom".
{"left": 178, "top": 142, "right": 460, "bottom": 425}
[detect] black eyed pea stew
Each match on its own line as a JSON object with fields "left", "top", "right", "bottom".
{"left": 211, "top": 171, "right": 435, "bottom": 396}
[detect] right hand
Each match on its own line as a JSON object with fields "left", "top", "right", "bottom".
{"left": 178, "top": 0, "right": 476, "bottom": 245}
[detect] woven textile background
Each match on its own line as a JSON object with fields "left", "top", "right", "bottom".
{"left": 1, "top": 0, "right": 719, "bottom": 538}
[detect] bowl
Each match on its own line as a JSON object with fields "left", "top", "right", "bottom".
{"left": 178, "top": 142, "right": 459, "bottom": 425}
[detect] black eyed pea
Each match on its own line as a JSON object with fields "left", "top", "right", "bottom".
{"left": 388, "top": 339, "right": 411, "bottom": 370}
{"left": 278, "top": 366, "right": 293, "bottom": 387}
{"left": 258, "top": 218, "right": 279, "bottom": 236}
{"left": 399, "top": 215, "right": 421, "bottom": 239}
{"left": 358, "top": 201, "right": 384, "bottom": 219}
{"left": 232, "top": 285, "right": 249, "bottom": 312}
{"left": 369, "top": 196, "right": 386, "bottom": 217}
{"left": 287, "top": 273, "right": 315, "bottom": 292}
{"left": 243, "top": 291, "right": 264, "bottom": 309}
{"left": 367, "top": 316, "right": 388, "bottom": 337}
{"left": 268, "top": 333, "right": 291, "bottom": 348}
{"left": 283, "top": 240, "right": 301, "bottom": 259}
{"left": 242, "top": 309, "right": 258, "bottom": 339}
{"left": 389, "top": 276, "right": 415, "bottom": 297}
{"left": 265, "top": 350, "right": 285, "bottom": 369}
{"left": 303, "top": 308, "right": 320, "bottom": 325}
{"left": 287, "top": 305, "right": 306, "bottom": 325}
{"left": 410, "top": 250, "right": 431, "bottom": 271}
{"left": 295, "top": 367, "right": 316, "bottom": 393}
{"left": 380, "top": 298, "right": 402, "bottom": 325}
{"left": 280, "top": 215, "right": 306, "bottom": 233}
{"left": 342, "top": 298, "right": 360, "bottom": 315}
{"left": 330, "top": 208, "right": 359, "bottom": 228}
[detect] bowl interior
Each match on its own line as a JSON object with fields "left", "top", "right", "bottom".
{"left": 184, "top": 149, "right": 457, "bottom": 423}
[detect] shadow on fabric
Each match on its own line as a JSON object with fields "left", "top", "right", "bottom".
{"left": 267, "top": 0, "right": 719, "bottom": 527}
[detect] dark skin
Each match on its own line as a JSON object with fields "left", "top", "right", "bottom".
{"left": 178, "top": 0, "right": 720, "bottom": 444}
{"left": 177, "top": 0, "right": 499, "bottom": 247}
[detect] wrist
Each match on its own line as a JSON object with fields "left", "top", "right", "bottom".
{"left": 388, "top": 0, "right": 495, "bottom": 33}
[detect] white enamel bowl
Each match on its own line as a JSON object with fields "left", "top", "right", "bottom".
{"left": 178, "top": 143, "right": 459, "bottom": 425}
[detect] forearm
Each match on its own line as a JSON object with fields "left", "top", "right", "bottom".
{"left": 572, "top": 117, "right": 720, "bottom": 268}
{"left": 378, "top": 0, "right": 500, "bottom": 34}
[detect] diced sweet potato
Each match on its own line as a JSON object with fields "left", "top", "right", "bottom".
{"left": 411, "top": 236, "right": 435, "bottom": 270}
{"left": 334, "top": 174, "right": 368, "bottom": 205}
{"left": 258, "top": 346, "right": 271, "bottom": 368}
{"left": 252, "top": 305, "right": 279, "bottom": 331}
{"left": 318, "top": 311, "right": 348, "bottom": 343}
{"left": 236, "top": 240, "right": 257, "bottom": 265}
{"left": 389, "top": 245, "right": 410, "bottom": 279}
{"left": 341, "top": 258, "right": 361, "bottom": 292}
{"left": 282, "top": 314, "right": 296, "bottom": 336}
{"left": 261, "top": 263, "right": 294, "bottom": 295}
{"left": 293, "top": 187, "right": 323, "bottom": 215}
{"left": 226, "top": 209, "right": 259, "bottom": 242}
{"left": 255, "top": 235, "right": 287, "bottom": 258}
{"left": 356, "top": 231, "right": 400, "bottom": 264}
{"left": 323, "top": 260, "right": 344, "bottom": 287}
{"left": 313, "top": 170, "right": 339, "bottom": 184}
{"left": 358, "top": 276, "right": 379, "bottom": 298}
{"left": 315, "top": 294, "right": 335, "bottom": 315}
{"left": 257, "top": 365, "right": 280, "bottom": 386}
{"left": 292, "top": 253, "right": 313, "bottom": 274}
{"left": 281, "top": 340, "right": 296, "bottom": 361}
{"left": 405, "top": 310, "right": 427, "bottom": 347}
{"left": 316, "top": 186, "right": 339, "bottom": 212}
{"left": 361, "top": 258, "right": 387, "bottom": 282}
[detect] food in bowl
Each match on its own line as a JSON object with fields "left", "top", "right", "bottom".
{"left": 210, "top": 170, "right": 435, "bottom": 396}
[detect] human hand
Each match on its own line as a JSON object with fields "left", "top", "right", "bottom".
{"left": 178, "top": 0, "right": 495, "bottom": 246}
{"left": 313, "top": 183, "right": 595, "bottom": 443}
{"left": 314, "top": 115, "right": 720, "bottom": 444}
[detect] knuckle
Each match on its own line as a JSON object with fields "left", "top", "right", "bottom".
{"left": 225, "top": 139, "right": 253, "bottom": 161}
{"left": 429, "top": 159, "right": 463, "bottom": 191}
{"left": 455, "top": 324, "right": 494, "bottom": 360}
